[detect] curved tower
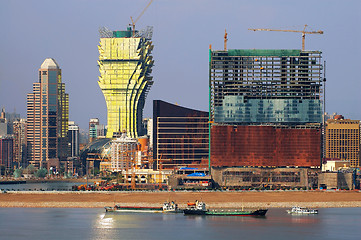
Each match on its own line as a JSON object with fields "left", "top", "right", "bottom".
{"left": 98, "top": 26, "right": 154, "bottom": 138}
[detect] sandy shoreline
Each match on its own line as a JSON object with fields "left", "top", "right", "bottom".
{"left": 1, "top": 191, "right": 361, "bottom": 208}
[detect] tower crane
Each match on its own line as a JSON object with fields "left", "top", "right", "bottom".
{"left": 130, "top": 0, "right": 154, "bottom": 36}
{"left": 224, "top": 29, "right": 228, "bottom": 51}
{"left": 248, "top": 25, "right": 323, "bottom": 51}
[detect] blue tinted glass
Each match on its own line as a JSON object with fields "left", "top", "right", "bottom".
{"left": 48, "top": 71, "right": 58, "bottom": 84}
{"left": 214, "top": 96, "right": 322, "bottom": 124}
{"left": 49, "top": 84, "right": 57, "bottom": 94}
{"left": 48, "top": 95, "right": 57, "bottom": 105}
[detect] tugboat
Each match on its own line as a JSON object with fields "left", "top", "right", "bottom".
{"left": 286, "top": 206, "right": 318, "bottom": 215}
{"left": 162, "top": 201, "right": 182, "bottom": 213}
{"left": 183, "top": 201, "right": 268, "bottom": 216}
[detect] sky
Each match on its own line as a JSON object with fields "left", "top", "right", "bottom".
{"left": 0, "top": 0, "right": 360, "bottom": 130}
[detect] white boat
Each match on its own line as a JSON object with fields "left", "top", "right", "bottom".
{"left": 162, "top": 201, "right": 182, "bottom": 213}
{"left": 287, "top": 206, "right": 318, "bottom": 214}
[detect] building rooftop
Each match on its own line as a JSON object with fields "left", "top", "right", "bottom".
{"left": 40, "top": 58, "right": 59, "bottom": 69}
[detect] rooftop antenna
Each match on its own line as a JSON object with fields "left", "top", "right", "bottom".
{"left": 224, "top": 29, "right": 228, "bottom": 51}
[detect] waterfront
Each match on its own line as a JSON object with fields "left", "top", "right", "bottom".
{"left": 0, "top": 208, "right": 360, "bottom": 240}
{"left": 0, "top": 181, "right": 86, "bottom": 191}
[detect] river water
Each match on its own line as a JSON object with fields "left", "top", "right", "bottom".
{"left": 0, "top": 208, "right": 360, "bottom": 240}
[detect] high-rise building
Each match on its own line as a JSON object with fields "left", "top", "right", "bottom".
{"left": 13, "top": 118, "right": 27, "bottom": 167}
{"left": 68, "top": 121, "right": 79, "bottom": 157}
{"left": 0, "top": 108, "right": 7, "bottom": 137}
{"left": 26, "top": 58, "right": 69, "bottom": 168}
{"left": 89, "top": 118, "right": 106, "bottom": 142}
{"left": 98, "top": 26, "right": 154, "bottom": 138}
{"left": 209, "top": 49, "right": 324, "bottom": 168}
{"left": 0, "top": 136, "right": 13, "bottom": 172}
{"left": 325, "top": 115, "right": 360, "bottom": 167}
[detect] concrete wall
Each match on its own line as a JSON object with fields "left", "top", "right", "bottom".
{"left": 211, "top": 167, "right": 319, "bottom": 189}
{"left": 318, "top": 172, "right": 354, "bottom": 190}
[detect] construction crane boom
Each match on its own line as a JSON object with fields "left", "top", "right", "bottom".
{"left": 248, "top": 25, "right": 323, "bottom": 51}
{"left": 130, "top": 0, "right": 153, "bottom": 36}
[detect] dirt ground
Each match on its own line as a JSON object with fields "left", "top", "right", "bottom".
{"left": 0, "top": 191, "right": 360, "bottom": 208}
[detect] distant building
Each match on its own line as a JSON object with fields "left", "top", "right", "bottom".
{"left": 110, "top": 133, "right": 138, "bottom": 172}
{"left": 325, "top": 115, "right": 360, "bottom": 167}
{"left": 13, "top": 118, "right": 27, "bottom": 167}
{"left": 143, "top": 118, "right": 153, "bottom": 149}
{"left": 0, "top": 108, "right": 7, "bottom": 136}
{"left": 153, "top": 100, "right": 209, "bottom": 170}
{"left": 5, "top": 110, "right": 20, "bottom": 134}
{"left": 98, "top": 26, "right": 154, "bottom": 138}
{"left": 68, "top": 121, "right": 80, "bottom": 157}
{"left": 0, "top": 136, "right": 14, "bottom": 172}
{"left": 26, "top": 58, "right": 69, "bottom": 168}
{"left": 89, "top": 118, "right": 106, "bottom": 142}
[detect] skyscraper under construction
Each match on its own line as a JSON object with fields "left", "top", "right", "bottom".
{"left": 98, "top": 26, "right": 154, "bottom": 138}
{"left": 209, "top": 49, "right": 324, "bottom": 168}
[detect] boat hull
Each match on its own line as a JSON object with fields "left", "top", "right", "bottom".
{"left": 105, "top": 206, "right": 163, "bottom": 213}
{"left": 184, "top": 209, "right": 268, "bottom": 216}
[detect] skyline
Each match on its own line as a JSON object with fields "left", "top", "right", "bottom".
{"left": 0, "top": 0, "right": 360, "bottom": 130}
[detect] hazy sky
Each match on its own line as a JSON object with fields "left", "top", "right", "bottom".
{"left": 0, "top": 0, "right": 360, "bottom": 130}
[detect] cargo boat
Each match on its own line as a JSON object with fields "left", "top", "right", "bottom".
{"left": 105, "top": 201, "right": 181, "bottom": 213}
{"left": 183, "top": 201, "right": 268, "bottom": 216}
{"left": 105, "top": 205, "right": 163, "bottom": 213}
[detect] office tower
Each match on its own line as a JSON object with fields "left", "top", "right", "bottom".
{"left": 325, "top": 115, "right": 360, "bottom": 167}
{"left": 153, "top": 100, "right": 209, "bottom": 170}
{"left": 89, "top": 118, "right": 99, "bottom": 142}
{"left": 98, "top": 26, "right": 154, "bottom": 138}
{"left": 13, "top": 118, "right": 27, "bottom": 166}
{"left": 209, "top": 49, "right": 323, "bottom": 168}
{"left": 0, "top": 108, "right": 7, "bottom": 136}
{"left": 5, "top": 110, "right": 20, "bottom": 134}
{"left": 89, "top": 118, "right": 106, "bottom": 142}
{"left": 27, "top": 58, "right": 69, "bottom": 168}
{"left": 0, "top": 136, "right": 13, "bottom": 172}
{"left": 68, "top": 121, "right": 79, "bottom": 157}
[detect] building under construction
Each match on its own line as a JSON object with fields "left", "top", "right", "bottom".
{"left": 209, "top": 48, "right": 324, "bottom": 187}
{"left": 210, "top": 49, "right": 323, "bottom": 124}
{"left": 98, "top": 26, "right": 154, "bottom": 138}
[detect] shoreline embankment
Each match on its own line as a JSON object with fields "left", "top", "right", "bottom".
{"left": 0, "top": 191, "right": 360, "bottom": 208}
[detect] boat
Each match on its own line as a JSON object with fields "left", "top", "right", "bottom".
{"left": 286, "top": 206, "right": 318, "bottom": 215}
{"left": 105, "top": 205, "right": 163, "bottom": 213}
{"left": 162, "top": 201, "right": 182, "bottom": 213}
{"left": 105, "top": 201, "right": 181, "bottom": 213}
{"left": 183, "top": 201, "right": 268, "bottom": 216}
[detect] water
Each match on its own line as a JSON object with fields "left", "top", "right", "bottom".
{"left": 0, "top": 181, "right": 86, "bottom": 191}
{"left": 0, "top": 208, "right": 360, "bottom": 240}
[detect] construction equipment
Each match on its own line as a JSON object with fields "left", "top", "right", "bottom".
{"left": 130, "top": 0, "right": 154, "bottom": 36}
{"left": 248, "top": 24, "right": 323, "bottom": 51}
{"left": 224, "top": 29, "right": 228, "bottom": 51}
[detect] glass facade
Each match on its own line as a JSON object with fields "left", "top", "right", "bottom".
{"left": 153, "top": 100, "right": 209, "bottom": 170}
{"left": 215, "top": 96, "right": 322, "bottom": 123}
